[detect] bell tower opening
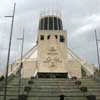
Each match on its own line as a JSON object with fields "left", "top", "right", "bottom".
{"left": 39, "top": 16, "right": 63, "bottom": 30}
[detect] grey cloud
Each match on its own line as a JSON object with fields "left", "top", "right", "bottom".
{"left": 0, "top": 0, "right": 100, "bottom": 72}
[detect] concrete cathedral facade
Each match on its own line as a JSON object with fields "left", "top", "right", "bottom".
{"left": 8, "top": 11, "right": 96, "bottom": 79}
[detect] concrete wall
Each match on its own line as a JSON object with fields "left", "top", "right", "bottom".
{"left": 38, "top": 30, "right": 81, "bottom": 78}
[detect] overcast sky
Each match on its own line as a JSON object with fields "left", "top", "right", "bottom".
{"left": 0, "top": 0, "right": 100, "bottom": 73}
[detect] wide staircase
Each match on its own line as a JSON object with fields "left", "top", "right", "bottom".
{"left": 0, "top": 74, "right": 100, "bottom": 100}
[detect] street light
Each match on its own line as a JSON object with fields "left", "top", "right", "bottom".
{"left": 17, "top": 29, "right": 24, "bottom": 96}
{"left": 95, "top": 30, "right": 100, "bottom": 71}
{"left": 4, "top": 3, "right": 16, "bottom": 100}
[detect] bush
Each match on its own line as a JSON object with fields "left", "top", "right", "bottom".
{"left": 24, "top": 86, "right": 31, "bottom": 93}
{"left": 28, "top": 80, "right": 34, "bottom": 84}
{"left": 80, "top": 87, "right": 88, "bottom": 92}
{"left": 0, "top": 75, "right": 4, "bottom": 81}
{"left": 75, "top": 80, "right": 81, "bottom": 86}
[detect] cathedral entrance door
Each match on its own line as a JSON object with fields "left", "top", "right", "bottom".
{"left": 38, "top": 73, "right": 68, "bottom": 78}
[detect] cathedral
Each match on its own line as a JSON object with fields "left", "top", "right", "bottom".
{"left": 0, "top": 11, "right": 100, "bottom": 100}
{"left": 16, "top": 11, "right": 95, "bottom": 79}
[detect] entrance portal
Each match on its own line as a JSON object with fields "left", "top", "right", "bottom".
{"left": 37, "top": 73, "right": 68, "bottom": 78}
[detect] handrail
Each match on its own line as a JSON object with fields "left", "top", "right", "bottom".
{"left": 15, "top": 44, "right": 38, "bottom": 63}
{"left": 33, "top": 64, "right": 38, "bottom": 78}
{"left": 6, "top": 44, "right": 38, "bottom": 77}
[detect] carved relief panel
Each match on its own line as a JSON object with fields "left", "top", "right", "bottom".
{"left": 43, "top": 46, "right": 62, "bottom": 68}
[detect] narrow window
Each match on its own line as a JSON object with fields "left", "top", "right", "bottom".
{"left": 44, "top": 17, "right": 48, "bottom": 30}
{"left": 55, "top": 35, "right": 58, "bottom": 39}
{"left": 40, "top": 19, "right": 44, "bottom": 30}
{"left": 49, "top": 17, "right": 53, "bottom": 30}
{"left": 58, "top": 19, "right": 63, "bottom": 30}
{"left": 54, "top": 17, "right": 58, "bottom": 30}
{"left": 47, "top": 35, "right": 50, "bottom": 40}
{"left": 40, "top": 35, "right": 44, "bottom": 40}
{"left": 60, "top": 35, "right": 65, "bottom": 42}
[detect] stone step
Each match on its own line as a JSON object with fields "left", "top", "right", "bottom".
{"left": 0, "top": 95, "right": 87, "bottom": 100}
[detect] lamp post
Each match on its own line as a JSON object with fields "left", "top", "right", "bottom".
{"left": 95, "top": 30, "right": 100, "bottom": 71}
{"left": 17, "top": 29, "right": 24, "bottom": 96}
{"left": 4, "top": 3, "right": 16, "bottom": 100}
